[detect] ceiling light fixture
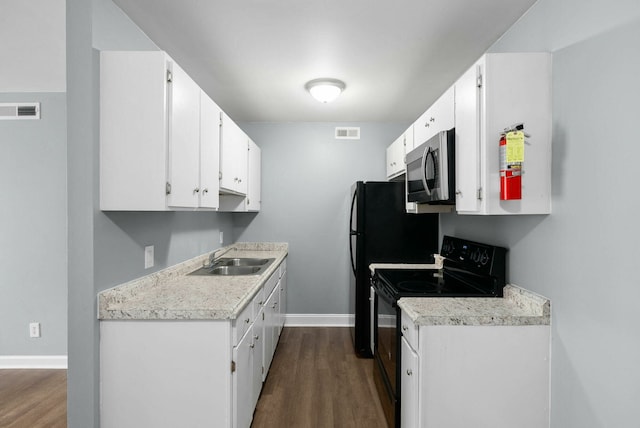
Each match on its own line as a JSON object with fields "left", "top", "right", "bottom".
{"left": 305, "top": 78, "right": 346, "bottom": 103}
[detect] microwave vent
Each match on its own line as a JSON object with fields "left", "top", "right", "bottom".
{"left": 0, "top": 103, "right": 40, "bottom": 120}
{"left": 335, "top": 127, "right": 360, "bottom": 140}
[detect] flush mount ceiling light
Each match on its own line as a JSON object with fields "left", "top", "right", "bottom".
{"left": 305, "top": 78, "right": 346, "bottom": 103}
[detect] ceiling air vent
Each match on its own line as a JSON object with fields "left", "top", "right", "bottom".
{"left": 335, "top": 127, "right": 360, "bottom": 140}
{"left": 0, "top": 103, "right": 40, "bottom": 120}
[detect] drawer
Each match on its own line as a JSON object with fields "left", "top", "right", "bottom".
{"left": 400, "top": 309, "right": 418, "bottom": 350}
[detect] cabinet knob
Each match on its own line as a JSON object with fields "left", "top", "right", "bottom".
{"left": 194, "top": 187, "right": 200, "bottom": 194}
{"left": 249, "top": 343, "right": 255, "bottom": 349}
{"left": 254, "top": 334, "right": 260, "bottom": 340}
{"left": 455, "top": 190, "right": 462, "bottom": 195}
{"left": 402, "top": 325, "right": 408, "bottom": 331}
{"left": 258, "top": 300, "right": 263, "bottom": 305}
{"left": 203, "top": 188, "right": 209, "bottom": 194}
{"left": 424, "top": 122, "right": 430, "bottom": 127}
{"left": 406, "top": 369, "right": 413, "bottom": 376}
{"left": 272, "top": 302, "right": 278, "bottom": 308}
{"left": 244, "top": 318, "right": 250, "bottom": 324}
{"left": 430, "top": 117, "right": 435, "bottom": 122}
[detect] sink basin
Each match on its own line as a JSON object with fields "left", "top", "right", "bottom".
{"left": 188, "top": 257, "right": 275, "bottom": 276}
{"left": 211, "top": 266, "right": 261, "bottom": 275}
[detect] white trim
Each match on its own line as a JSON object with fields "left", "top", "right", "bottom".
{"left": 284, "top": 314, "right": 354, "bottom": 327}
{"left": 0, "top": 355, "right": 68, "bottom": 369}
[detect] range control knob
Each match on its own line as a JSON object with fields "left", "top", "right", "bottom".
{"left": 471, "top": 249, "right": 481, "bottom": 263}
{"left": 480, "top": 250, "right": 490, "bottom": 265}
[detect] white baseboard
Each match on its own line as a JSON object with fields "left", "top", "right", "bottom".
{"left": 0, "top": 355, "right": 68, "bottom": 369}
{"left": 284, "top": 314, "right": 354, "bottom": 327}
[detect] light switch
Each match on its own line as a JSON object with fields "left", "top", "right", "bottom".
{"left": 144, "top": 245, "right": 154, "bottom": 269}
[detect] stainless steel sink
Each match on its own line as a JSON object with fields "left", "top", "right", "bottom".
{"left": 215, "top": 257, "right": 272, "bottom": 267}
{"left": 188, "top": 257, "right": 275, "bottom": 276}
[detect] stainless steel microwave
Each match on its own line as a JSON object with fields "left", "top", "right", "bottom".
{"left": 405, "top": 128, "right": 455, "bottom": 204}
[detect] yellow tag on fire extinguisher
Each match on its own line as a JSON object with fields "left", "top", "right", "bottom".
{"left": 506, "top": 131, "right": 525, "bottom": 163}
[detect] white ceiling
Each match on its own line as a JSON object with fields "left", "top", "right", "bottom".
{"left": 112, "top": 0, "right": 537, "bottom": 123}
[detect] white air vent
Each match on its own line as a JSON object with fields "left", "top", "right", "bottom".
{"left": 0, "top": 103, "right": 40, "bottom": 120}
{"left": 335, "top": 127, "right": 360, "bottom": 140}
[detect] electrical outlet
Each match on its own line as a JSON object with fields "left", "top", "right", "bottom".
{"left": 219, "top": 231, "right": 224, "bottom": 244}
{"left": 144, "top": 245, "right": 154, "bottom": 269}
{"left": 29, "top": 322, "right": 41, "bottom": 338}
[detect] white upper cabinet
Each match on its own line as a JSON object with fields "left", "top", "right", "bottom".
{"left": 455, "top": 53, "right": 552, "bottom": 215}
{"left": 219, "top": 138, "right": 261, "bottom": 212}
{"left": 413, "top": 86, "right": 454, "bottom": 148}
{"left": 386, "top": 125, "right": 414, "bottom": 180}
{"left": 198, "top": 91, "right": 221, "bottom": 209}
{"left": 246, "top": 139, "right": 261, "bottom": 212}
{"left": 99, "top": 51, "right": 220, "bottom": 211}
{"left": 166, "top": 61, "right": 202, "bottom": 208}
{"left": 220, "top": 114, "right": 248, "bottom": 196}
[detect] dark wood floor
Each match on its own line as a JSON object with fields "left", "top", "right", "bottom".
{"left": 0, "top": 328, "right": 384, "bottom": 428}
{"left": 0, "top": 369, "right": 67, "bottom": 428}
{"left": 252, "top": 327, "right": 388, "bottom": 428}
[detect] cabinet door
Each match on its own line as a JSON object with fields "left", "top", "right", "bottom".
{"left": 233, "top": 324, "right": 254, "bottom": 428}
{"left": 220, "top": 114, "right": 248, "bottom": 195}
{"left": 99, "top": 51, "right": 169, "bottom": 211}
{"left": 386, "top": 135, "right": 405, "bottom": 179}
{"left": 454, "top": 59, "right": 483, "bottom": 213}
{"left": 278, "top": 267, "right": 287, "bottom": 335}
{"left": 401, "top": 336, "right": 419, "bottom": 428}
{"left": 263, "top": 286, "right": 278, "bottom": 379}
{"left": 167, "top": 61, "right": 201, "bottom": 208}
{"left": 251, "top": 313, "right": 263, "bottom": 410}
{"left": 413, "top": 86, "right": 454, "bottom": 147}
{"left": 246, "top": 139, "right": 261, "bottom": 211}
{"left": 199, "top": 91, "right": 220, "bottom": 209}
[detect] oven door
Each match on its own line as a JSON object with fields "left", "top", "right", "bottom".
{"left": 373, "top": 284, "right": 399, "bottom": 428}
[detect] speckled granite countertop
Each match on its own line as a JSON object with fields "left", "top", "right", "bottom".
{"left": 98, "top": 242, "right": 288, "bottom": 321}
{"left": 399, "top": 284, "right": 550, "bottom": 326}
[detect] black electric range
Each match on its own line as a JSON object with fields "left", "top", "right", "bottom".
{"left": 371, "top": 235, "right": 507, "bottom": 428}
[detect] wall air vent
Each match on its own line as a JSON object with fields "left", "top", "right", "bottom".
{"left": 0, "top": 103, "right": 40, "bottom": 120}
{"left": 335, "top": 127, "right": 360, "bottom": 140}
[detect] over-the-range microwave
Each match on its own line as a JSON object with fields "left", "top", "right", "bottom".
{"left": 405, "top": 128, "right": 455, "bottom": 204}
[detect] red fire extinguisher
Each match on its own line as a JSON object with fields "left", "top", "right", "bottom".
{"left": 499, "top": 124, "right": 526, "bottom": 200}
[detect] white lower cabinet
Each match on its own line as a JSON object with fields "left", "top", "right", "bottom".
{"left": 400, "top": 309, "right": 550, "bottom": 428}
{"left": 401, "top": 336, "right": 419, "bottom": 428}
{"left": 100, "top": 258, "right": 287, "bottom": 428}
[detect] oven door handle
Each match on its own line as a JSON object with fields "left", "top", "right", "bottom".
{"left": 421, "top": 145, "right": 433, "bottom": 196}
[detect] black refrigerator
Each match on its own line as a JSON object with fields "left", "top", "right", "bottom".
{"left": 349, "top": 181, "right": 439, "bottom": 357}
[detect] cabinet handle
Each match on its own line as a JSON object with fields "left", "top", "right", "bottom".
{"left": 254, "top": 334, "right": 260, "bottom": 340}
{"left": 424, "top": 122, "right": 430, "bottom": 128}
{"left": 250, "top": 343, "right": 255, "bottom": 349}
{"left": 406, "top": 369, "right": 413, "bottom": 376}
{"left": 203, "top": 188, "right": 209, "bottom": 194}
{"left": 272, "top": 302, "right": 278, "bottom": 308}
{"left": 244, "top": 318, "right": 250, "bottom": 324}
{"left": 194, "top": 187, "right": 200, "bottom": 193}
{"left": 430, "top": 117, "right": 435, "bottom": 122}
{"left": 402, "top": 325, "right": 408, "bottom": 331}
{"left": 258, "top": 301, "right": 263, "bottom": 305}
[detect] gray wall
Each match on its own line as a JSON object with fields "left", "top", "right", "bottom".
{"left": 67, "top": 1, "right": 234, "bottom": 426}
{"left": 0, "top": 92, "right": 67, "bottom": 356}
{"left": 441, "top": 1, "right": 640, "bottom": 427}
{"left": 235, "top": 122, "right": 406, "bottom": 314}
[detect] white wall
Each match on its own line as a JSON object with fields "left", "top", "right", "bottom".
{"left": 0, "top": 0, "right": 66, "bottom": 92}
{"left": 0, "top": 0, "right": 67, "bottom": 360}
{"left": 236, "top": 122, "right": 406, "bottom": 314}
{"left": 441, "top": 1, "right": 640, "bottom": 426}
